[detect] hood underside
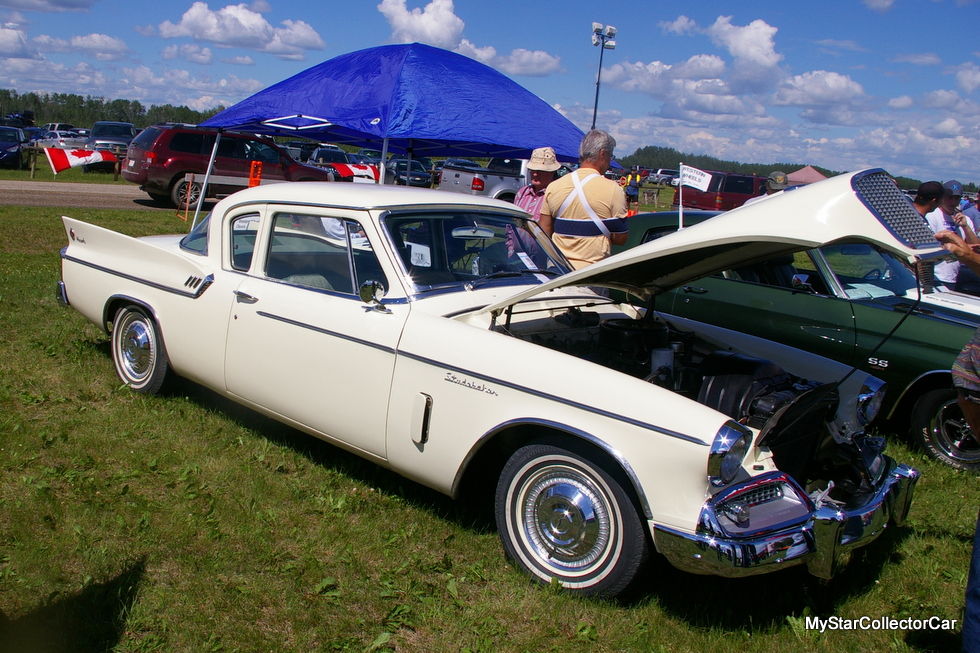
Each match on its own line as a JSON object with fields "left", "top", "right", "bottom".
{"left": 479, "top": 168, "right": 946, "bottom": 316}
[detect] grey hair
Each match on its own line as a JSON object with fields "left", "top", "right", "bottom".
{"left": 579, "top": 129, "right": 616, "bottom": 162}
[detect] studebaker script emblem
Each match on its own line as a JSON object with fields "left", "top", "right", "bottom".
{"left": 444, "top": 372, "right": 498, "bottom": 396}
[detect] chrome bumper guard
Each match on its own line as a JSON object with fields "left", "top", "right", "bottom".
{"left": 654, "top": 459, "right": 919, "bottom": 579}
{"left": 56, "top": 280, "right": 70, "bottom": 308}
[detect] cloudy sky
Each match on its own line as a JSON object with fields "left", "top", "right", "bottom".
{"left": 1, "top": 0, "right": 979, "bottom": 182}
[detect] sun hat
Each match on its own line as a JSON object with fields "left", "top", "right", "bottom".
{"left": 527, "top": 147, "right": 561, "bottom": 172}
{"left": 767, "top": 171, "right": 788, "bottom": 190}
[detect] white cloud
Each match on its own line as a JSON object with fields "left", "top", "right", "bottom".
{"left": 705, "top": 16, "right": 782, "bottom": 69}
{"left": 890, "top": 53, "right": 942, "bottom": 65}
{"left": 70, "top": 33, "right": 129, "bottom": 61}
{"left": 0, "top": 0, "right": 93, "bottom": 11}
{"left": 956, "top": 63, "right": 980, "bottom": 94}
{"left": 659, "top": 15, "right": 697, "bottom": 35}
{"left": 863, "top": 0, "right": 895, "bottom": 11}
{"left": 377, "top": 0, "right": 561, "bottom": 77}
{"left": 220, "top": 54, "right": 254, "bottom": 65}
{"left": 158, "top": 2, "right": 324, "bottom": 59}
{"left": 162, "top": 43, "right": 213, "bottom": 65}
{"left": 0, "top": 24, "right": 38, "bottom": 58}
{"left": 773, "top": 70, "right": 865, "bottom": 107}
{"left": 888, "top": 95, "right": 914, "bottom": 109}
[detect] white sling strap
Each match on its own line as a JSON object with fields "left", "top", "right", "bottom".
{"left": 556, "top": 172, "right": 610, "bottom": 237}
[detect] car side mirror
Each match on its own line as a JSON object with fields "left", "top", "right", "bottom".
{"left": 359, "top": 280, "right": 389, "bottom": 312}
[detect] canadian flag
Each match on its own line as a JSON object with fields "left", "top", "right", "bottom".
{"left": 330, "top": 163, "right": 380, "bottom": 183}
{"left": 44, "top": 148, "right": 117, "bottom": 175}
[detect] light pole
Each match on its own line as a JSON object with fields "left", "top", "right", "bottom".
{"left": 590, "top": 22, "right": 617, "bottom": 131}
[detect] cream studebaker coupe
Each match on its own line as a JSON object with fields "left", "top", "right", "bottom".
{"left": 59, "top": 169, "right": 921, "bottom": 598}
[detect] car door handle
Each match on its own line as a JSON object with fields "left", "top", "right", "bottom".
{"left": 682, "top": 285, "right": 708, "bottom": 294}
{"left": 233, "top": 290, "right": 258, "bottom": 304}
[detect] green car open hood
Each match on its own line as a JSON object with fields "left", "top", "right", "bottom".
{"left": 478, "top": 168, "right": 949, "bottom": 314}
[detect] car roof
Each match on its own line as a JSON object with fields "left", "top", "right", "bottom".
{"left": 210, "top": 180, "right": 528, "bottom": 215}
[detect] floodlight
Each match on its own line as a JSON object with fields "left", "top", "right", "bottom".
{"left": 604, "top": 25, "right": 617, "bottom": 38}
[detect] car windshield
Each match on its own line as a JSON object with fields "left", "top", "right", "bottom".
{"left": 92, "top": 124, "right": 135, "bottom": 138}
{"left": 383, "top": 211, "right": 570, "bottom": 292}
{"left": 815, "top": 243, "right": 920, "bottom": 299}
{"left": 0, "top": 130, "right": 18, "bottom": 143}
{"left": 392, "top": 160, "right": 427, "bottom": 173}
{"left": 310, "top": 149, "right": 348, "bottom": 163}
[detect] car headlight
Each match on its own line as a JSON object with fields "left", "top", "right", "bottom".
{"left": 856, "top": 376, "right": 886, "bottom": 425}
{"left": 707, "top": 421, "right": 752, "bottom": 487}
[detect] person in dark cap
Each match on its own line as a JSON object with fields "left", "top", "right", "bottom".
{"left": 911, "top": 180, "right": 944, "bottom": 218}
{"left": 925, "top": 180, "right": 980, "bottom": 293}
{"left": 743, "top": 171, "right": 789, "bottom": 206}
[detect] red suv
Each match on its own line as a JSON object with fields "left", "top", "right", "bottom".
{"left": 122, "top": 124, "right": 346, "bottom": 207}
{"left": 673, "top": 171, "right": 767, "bottom": 210}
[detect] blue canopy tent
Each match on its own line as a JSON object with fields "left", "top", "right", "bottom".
{"left": 201, "top": 42, "right": 585, "bottom": 162}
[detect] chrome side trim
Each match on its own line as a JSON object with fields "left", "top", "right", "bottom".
{"left": 62, "top": 253, "right": 214, "bottom": 299}
{"left": 397, "top": 349, "right": 709, "bottom": 447}
{"left": 255, "top": 311, "right": 397, "bottom": 355}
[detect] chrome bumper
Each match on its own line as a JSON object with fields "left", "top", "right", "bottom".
{"left": 56, "top": 280, "right": 70, "bottom": 307}
{"left": 654, "top": 459, "right": 919, "bottom": 579}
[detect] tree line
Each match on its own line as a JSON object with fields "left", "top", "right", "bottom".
{"left": 0, "top": 88, "right": 222, "bottom": 129}
{"left": 618, "top": 144, "right": 966, "bottom": 192}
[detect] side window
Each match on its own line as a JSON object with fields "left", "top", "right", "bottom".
{"left": 230, "top": 213, "right": 261, "bottom": 271}
{"left": 265, "top": 213, "right": 384, "bottom": 295}
{"left": 724, "top": 176, "right": 755, "bottom": 194}
{"left": 169, "top": 132, "right": 205, "bottom": 154}
{"left": 216, "top": 137, "right": 240, "bottom": 158}
{"left": 245, "top": 139, "right": 281, "bottom": 164}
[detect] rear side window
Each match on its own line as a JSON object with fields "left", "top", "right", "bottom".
{"left": 723, "top": 176, "right": 756, "bottom": 194}
{"left": 131, "top": 126, "right": 163, "bottom": 150}
{"left": 168, "top": 132, "right": 206, "bottom": 154}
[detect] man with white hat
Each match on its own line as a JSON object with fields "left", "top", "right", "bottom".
{"left": 514, "top": 146, "right": 561, "bottom": 223}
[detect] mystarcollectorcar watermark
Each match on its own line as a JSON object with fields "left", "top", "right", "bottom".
{"left": 805, "top": 615, "right": 959, "bottom": 633}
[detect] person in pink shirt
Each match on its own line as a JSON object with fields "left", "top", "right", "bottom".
{"left": 515, "top": 147, "right": 561, "bottom": 222}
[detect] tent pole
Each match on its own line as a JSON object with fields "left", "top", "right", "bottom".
{"left": 192, "top": 130, "right": 222, "bottom": 229}
{"left": 379, "top": 138, "right": 389, "bottom": 184}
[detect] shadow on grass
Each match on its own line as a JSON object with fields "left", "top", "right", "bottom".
{"left": 165, "top": 377, "right": 483, "bottom": 529}
{"left": 162, "top": 378, "right": 934, "bottom": 637}
{"left": 0, "top": 557, "right": 146, "bottom": 653}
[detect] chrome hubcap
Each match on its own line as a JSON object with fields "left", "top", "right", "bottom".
{"left": 120, "top": 316, "right": 153, "bottom": 380}
{"left": 522, "top": 467, "right": 610, "bottom": 572}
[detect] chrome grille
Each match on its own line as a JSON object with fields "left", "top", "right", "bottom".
{"left": 723, "top": 482, "right": 784, "bottom": 508}
{"left": 854, "top": 171, "right": 936, "bottom": 248}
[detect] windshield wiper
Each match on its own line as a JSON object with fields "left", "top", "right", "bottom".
{"left": 465, "top": 269, "right": 559, "bottom": 291}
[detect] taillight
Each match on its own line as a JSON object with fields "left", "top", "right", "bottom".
{"left": 472, "top": 177, "right": 485, "bottom": 191}
{"left": 145, "top": 152, "right": 157, "bottom": 164}
{"left": 714, "top": 194, "right": 723, "bottom": 209}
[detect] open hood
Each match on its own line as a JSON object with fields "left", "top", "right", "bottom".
{"left": 478, "top": 168, "right": 947, "bottom": 316}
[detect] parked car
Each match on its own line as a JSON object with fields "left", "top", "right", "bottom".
{"left": 41, "top": 122, "right": 76, "bottom": 132}
{"left": 281, "top": 140, "right": 321, "bottom": 162}
{"left": 23, "top": 127, "right": 44, "bottom": 143}
{"left": 652, "top": 168, "right": 678, "bottom": 185}
{"left": 83, "top": 121, "right": 137, "bottom": 171}
{"left": 385, "top": 158, "right": 432, "bottom": 187}
{"left": 673, "top": 170, "right": 768, "bottom": 210}
{"left": 36, "top": 130, "right": 88, "bottom": 149}
{"left": 307, "top": 147, "right": 350, "bottom": 166}
{"left": 0, "top": 126, "right": 28, "bottom": 169}
{"left": 614, "top": 202, "right": 980, "bottom": 470}
{"left": 121, "top": 123, "right": 341, "bottom": 208}
{"left": 59, "top": 171, "right": 920, "bottom": 597}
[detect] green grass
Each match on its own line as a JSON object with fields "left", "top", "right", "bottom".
{"left": 0, "top": 151, "right": 132, "bottom": 184}
{"left": 0, "top": 203, "right": 977, "bottom": 651}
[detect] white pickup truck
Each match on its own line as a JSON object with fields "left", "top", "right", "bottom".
{"left": 436, "top": 157, "right": 529, "bottom": 202}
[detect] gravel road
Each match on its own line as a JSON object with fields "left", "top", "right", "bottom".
{"left": 0, "top": 180, "right": 172, "bottom": 211}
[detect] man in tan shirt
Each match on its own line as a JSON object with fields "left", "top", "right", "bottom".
{"left": 538, "top": 130, "right": 628, "bottom": 269}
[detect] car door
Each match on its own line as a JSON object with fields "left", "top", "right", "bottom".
{"left": 815, "top": 243, "right": 973, "bottom": 386}
{"left": 224, "top": 207, "right": 407, "bottom": 458}
{"left": 662, "top": 250, "right": 859, "bottom": 366}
